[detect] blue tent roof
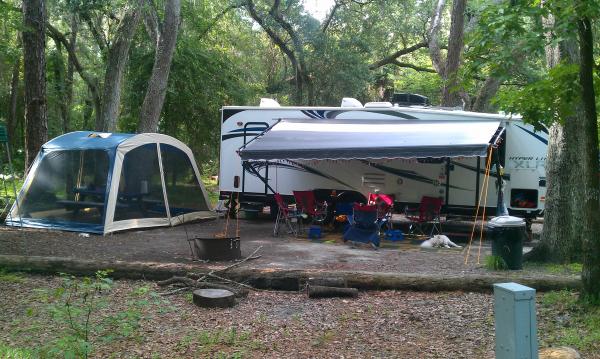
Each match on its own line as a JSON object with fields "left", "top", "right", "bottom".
{"left": 43, "top": 131, "right": 135, "bottom": 151}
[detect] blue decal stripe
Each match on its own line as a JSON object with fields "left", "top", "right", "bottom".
{"left": 516, "top": 125, "right": 548, "bottom": 145}
{"left": 222, "top": 133, "right": 261, "bottom": 141}
{"left": 229, "top": 127, "right": 269, "bottom": 133}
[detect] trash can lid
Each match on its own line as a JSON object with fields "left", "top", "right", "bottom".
{"left": 488, "top": 215, "right": 525, "bottom": 228}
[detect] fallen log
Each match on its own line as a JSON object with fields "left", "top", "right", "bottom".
{"left": 307, "top": 285, "right": 358, "bottom": 299}
{"left": 306, "top": 276, "right": 347, "bottom": 288}
{"left": 0, "top": 255, "right": 581, "bottom": 293}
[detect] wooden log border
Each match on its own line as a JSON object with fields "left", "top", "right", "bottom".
{"left": 0, "top": 254, "right": 580, "bottom": 293}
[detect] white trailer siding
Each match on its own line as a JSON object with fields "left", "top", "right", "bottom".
{"left": 219, "top": 106, "right": 548, "bottom": 216}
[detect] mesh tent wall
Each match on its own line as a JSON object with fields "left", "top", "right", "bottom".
{"left": 5, "top": 132, "right": 214, "bottom": 234}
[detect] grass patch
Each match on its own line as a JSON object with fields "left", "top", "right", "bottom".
{"left": 0, "top": 269, "right": 24, "bottom": 283}
{"left": 312, "top": 329, "right": 336, "bottom": 348}
{"left": 0, "top": 343, "right": 38, "bottom": 359}
{"left": 0, "top": 178, "right": 23, "bottom": 200}
{"left": 201, "top": 175, "right": 219, "bottom": 206}
{"left": 175, "top": 327, "right": 256, "bottom": 357}
{"left": 484, "top": 255, "right": 507, "bottom": 270}
{"left": 524, "top": 262, "right": 583, "bottom": 275}
{"left": 539, "top": 290, "right": 600, "bottom": 354}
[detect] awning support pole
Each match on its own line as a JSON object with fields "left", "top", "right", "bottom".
{"left": 242, "top": 161, "right": 276, "bottom": 194}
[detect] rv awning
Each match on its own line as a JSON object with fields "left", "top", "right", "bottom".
{"left": 238, "top": 119, "right": 502, "bottom": 161}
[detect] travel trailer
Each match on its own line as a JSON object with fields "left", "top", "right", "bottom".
{"left": 219, "top": 98, "right": 548, "bottom": 218}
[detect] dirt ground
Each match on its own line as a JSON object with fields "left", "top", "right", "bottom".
{"left": 0, "top": 275, "right": 498, "bottom": 359}
{"left": 1, "top": 275, "right": 596, "bottom": 359}
{"left": 1, "top": 219, "right": 594, "bottom": 358}
{"left": 0, "top": 217, "right": 543, "bottom": 275}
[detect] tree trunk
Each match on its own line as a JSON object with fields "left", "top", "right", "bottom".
{"left": 137, "top": 0, "right": 181, "bottom": 133}
{"left": 471, "top": 77, "right": 501, "bottom": 113}
{"left": 51, "top": 43, "right": 69, "bottom": 134}
{"left": 22, "top": 0, "right": 48, "bottom": 170}
{"left": 83, "top": 90, "right": 94, "bottom": 130}
{"left": 577, "top": 16, "right": 600, "bottom": 301}
{"left": 7, "top": 51, "right": 20, "bottom": 149}
{"left": 527, "top": 17, "right": 583, "bottom": 264}
{"left": 97, "top": 2, "right": 142, "bottom": 132}
{"left": 63, "top": 13, "right": 77, "bottom": 133}
{"left": 441, "top": 0, "right": 466, "bottom": 107}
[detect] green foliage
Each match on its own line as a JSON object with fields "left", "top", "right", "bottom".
{"left": 43, "top": 270, "right": 157, "bottom": 357}
{"left": 494, "top": 63, "right": 580, "bottom": 127}
{"left": 484, "top": 255, "right": 507, "bottom": 270}
{"left": 46, "top": 270, "right": 114, "bottom": 358}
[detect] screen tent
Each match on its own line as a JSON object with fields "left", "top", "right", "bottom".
{"left": 6, "top": 131, "right": 214, "bottom": 234}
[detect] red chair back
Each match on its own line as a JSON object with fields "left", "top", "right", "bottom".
{"left": 293, "top": 190, "right": 318, "bottom": 216}
{"left": 418, "top": 196, "right": 443, "bottom": 222}
{"left": 274, "top": 193, "right": 289, "bottom": 216}
{"left": 368, "top": 193, "right": 394, "bottom": 219}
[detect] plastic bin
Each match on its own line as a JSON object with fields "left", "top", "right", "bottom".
{"left": 384, "top": 229, "right": 404, "bottom": 241}
{"left": 489, "top": 216, "right": 527, "bottom": 270}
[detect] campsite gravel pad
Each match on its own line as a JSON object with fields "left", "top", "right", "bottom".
{"left": 0, "top": 219, "right": 549, "bottom": 277}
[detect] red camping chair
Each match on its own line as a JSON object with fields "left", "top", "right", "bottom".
{"left": 405, "top": 196, "right": 444, "bottom": 236}
{"left": 368, "top": 193, "right": 395, "bottom": 233}
{"left": 293, "top": 190, "right": 327, "bottom": 234}
{"left": 273, "top": 193, "right": 298, "bottom": 237}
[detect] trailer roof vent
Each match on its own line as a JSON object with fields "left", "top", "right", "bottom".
{"left": 390, "top": 93, "right": 430, "bottom": 107}
{"left": 364, "top": 101, "right": 393, "bottom": 108}
{"left": 341, "top": 97, "right": 363, "bottom": 108}
{"left": 259, "top": 98, "right": 281, "bottom": 107}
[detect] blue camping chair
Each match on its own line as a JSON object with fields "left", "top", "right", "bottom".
{"left": 343, "top": 204, "right": 380, "bottom": 248}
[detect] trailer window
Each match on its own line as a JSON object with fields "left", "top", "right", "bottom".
{"left": 510, "top": 189, "right": 538, "bottom": 208}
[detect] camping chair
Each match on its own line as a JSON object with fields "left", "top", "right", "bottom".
{"left": 333, "top": 202, "right": 354, "bottom": 233}
{"left": 293, "top": 190, "right": 327, "bottom": 234}
{"left": 343, "top": 203, "right": 380, "bottom": 248}
{"left": 273, "top": 193, "right": 298, "bottom": 237}
{"left": 405, "top": 196, "right": 444, "bottom": 236}
{"left": 368, "top": 193, "right": 395, "bottom": 234}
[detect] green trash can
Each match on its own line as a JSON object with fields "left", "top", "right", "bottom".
{"left": 489, "top": 216, "right": 527, "bottom": 270}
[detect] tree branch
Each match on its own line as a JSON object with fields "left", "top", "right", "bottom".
{"left": 82, "top": 14, "right": 108, "bottom": 52}
{"left": 45, "top": 23, "right": 100, "bottom": 98}
{"left": 198, "top": 3, "right": 246, "bottom": 39}
{"left": 321, "top": 1, "right": 341, "bottom": 33}
{"left": 368, "top": 41, "right": 428, "bottom": 70}
{"left": 390, "top": 61, "right": 437, "bottom": 73}
{"left": 428, "top": 0, "right": 446, "bottom": 75}
{"left": 269, "top": 0, "right": 306, "bottom": 73}
{"left": 246, "top": 0, "right": 298, "bottom": 71}
{"left": 142, "top": 0, "right": 160, "bottom": 46}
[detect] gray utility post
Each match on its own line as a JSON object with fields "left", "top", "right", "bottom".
{"left": 494, "top": 282, "right": 538, "bottom": 359}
